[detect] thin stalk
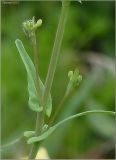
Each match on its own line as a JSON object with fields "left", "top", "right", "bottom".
{"left": 31, "top": 32, "right": 42, "bottom": 104}
{"left": 42, "top": 1, "right": 70, "bottom": 106}
{"left": 49, "top": 94, "right": 67, "bottom": 126}
{"left": 28, "top": 113, "right": 42, "bottom": 159}
{"left": 28, "top": 32, "right": 43, "bottom": 159}
{"left": 49, "top": 84, "right": 75, "bottom": 125}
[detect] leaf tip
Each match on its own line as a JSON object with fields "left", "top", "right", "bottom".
{"left": 27, "top": 137, "right": 37, "bottom": 144}
{"left": 15, "top": 39, "right": 22, "bottom": 47}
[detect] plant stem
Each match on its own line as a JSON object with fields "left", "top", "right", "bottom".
{"left": 42, "top": 1, "right": 70, "bottom": 106}
{"left": 49, "top": 83, "right": 75, "bottom": 125}
{"left": 28, "top": 32, "right": 43, "bottom": 159}
{"left": 28, "top": 141, "right": 41, "bottom": 159}
{"left": 28, "top": 113, "right": 42, "bottom": 159}
{"left": 31, "top": 32, "right": 42, "bottom": 104}
{"left": 49, "top": 93, "right": 67, "bottom": 126}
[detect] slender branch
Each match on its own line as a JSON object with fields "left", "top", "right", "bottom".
{"left": 49, "top": 93, "right": 67, "bottom": 126}
{"left": 31, "top": 32, "right": 42, "bottom": 104}
{"left": 28, "top": 32, "right": 43, "bottom": 159}
{"left": 42, "top": 1, "right": 70, "bottom": 106}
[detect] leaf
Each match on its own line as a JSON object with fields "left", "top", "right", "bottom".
{"left": 27, "top": 110, "right": 115, "bottom": 144}
{"left": 15, "top": 39, "right": 42, "bottom": 112}
{"left": 15, "top": 39, "right": 52, "bottom": 117}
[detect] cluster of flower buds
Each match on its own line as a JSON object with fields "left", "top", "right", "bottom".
{"left": 68, "top": 69, "right": 82, "bottom": 85}
{"left": 66, "top": 68, "right": 82, "bottom": 95}
{"left": 22, "top": 17, "right": 42, "bottom": 37}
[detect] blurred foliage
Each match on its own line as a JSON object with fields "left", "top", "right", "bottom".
{"left": 1, "top": 1, "right": 115, "bottom": 159}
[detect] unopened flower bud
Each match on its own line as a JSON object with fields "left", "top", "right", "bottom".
{"left": 22, "top": 17, "right": 42, "bottom": 37}
{"left": 68, "top": 71, "right": 73, "bottom": 80}
{"left": 66, "top": 68, "right": 82, "bottom": 95}
{"left": 33, "top": 19, "right": 42, "bottom": 29}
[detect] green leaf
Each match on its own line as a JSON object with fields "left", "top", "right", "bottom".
{"left": 27, "top": 110, "right": 115, "bottom": 144}
{"left": 15, "top": 39, "right": 42, "bottom": 112}
{"left": 15, "top": 39, "right": 52, "bottom": 117}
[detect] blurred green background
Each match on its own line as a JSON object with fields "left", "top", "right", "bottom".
{"left": 1, "top": 0, "right": 115, "bottom": 159}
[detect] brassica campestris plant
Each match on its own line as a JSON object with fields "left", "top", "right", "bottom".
{"left": 1, "top": 1, "right": 115, "bottom": 159}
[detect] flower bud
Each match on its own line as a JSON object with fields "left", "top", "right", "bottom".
{"left": 66, "top": 68, "right": 82, "bottom": 95}
{"left": 22, "top": 17, "right": 42, "bottom": 37}
{"left": 68, "top": 71, "right": 73, "bottom": 80}
{"left": 33, "top": 19, "right": 42, "bottom": 29}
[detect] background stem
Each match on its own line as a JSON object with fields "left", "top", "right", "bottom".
{"left": 42, "top": 1, "right": 70, "bottom": 106}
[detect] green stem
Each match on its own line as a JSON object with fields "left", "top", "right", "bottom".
{"left": 49, "top": 93, "right": 67, "bottom": 126}
{"left": 28, "top": 33, "right": 43, "bottom": 159}
{"left": 28, "top": 112, "right": 42, "bottom": 159}
{"left": 31, "top": 32, "right": 42, "bottom": 104}
{"left": 49, "top": 81, "right": 75, "bottom": 125}
{"left": 42, "top": 1, "right": 70, "bottom": 106}
{"left": 28, "top": 141, "right": 41, "bottom": 159}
